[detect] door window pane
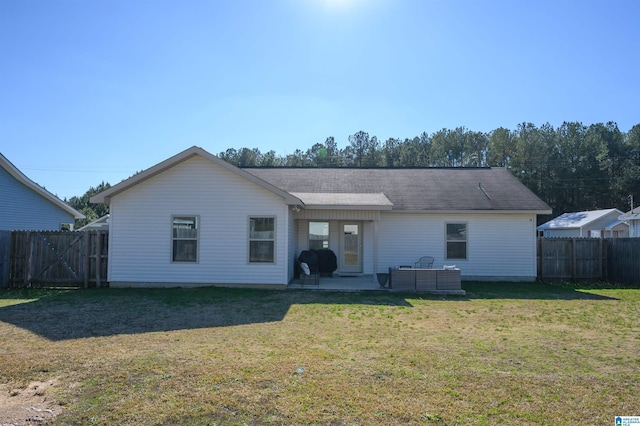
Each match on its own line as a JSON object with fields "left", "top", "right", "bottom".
{"left": 309, "top": 222, "right": 329, "bottom": 250}
{"left": 343, "top": 224, "right": 359, "bottom": 266}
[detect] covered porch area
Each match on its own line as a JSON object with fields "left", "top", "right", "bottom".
{"left": 287, "top": 274, "right": 387, "bottom": 292}
{"left": 291, "top": 193, "right": 394, "bottom": 280}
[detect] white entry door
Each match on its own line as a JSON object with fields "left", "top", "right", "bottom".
{"left": 340, "top": 222, "right": 362, "bottom": 274}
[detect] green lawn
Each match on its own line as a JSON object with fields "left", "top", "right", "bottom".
{"left": 1, "top": 282, "right": 638, "bottom": 425}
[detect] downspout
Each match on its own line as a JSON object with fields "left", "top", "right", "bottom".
{"left": 284, "top": 206, "right": 289, "bottom": 285}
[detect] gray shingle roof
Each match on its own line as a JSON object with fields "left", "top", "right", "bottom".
{"left": 244, "top": 167, "right": 551, "bottom": 212}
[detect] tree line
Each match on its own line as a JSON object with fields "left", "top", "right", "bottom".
{"left": 69, "top": 121, "right": 640, "bottom": 227}
{"left": 67, "top": 182, "right": 111, "bottom": 228}
{"left": 218, "top": 121, "right": 640, "bottom": 221}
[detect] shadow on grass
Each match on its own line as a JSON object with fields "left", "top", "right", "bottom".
{"left": 0, "top": 287, "right": 414, "bottom": 342}
{"left": 461, "top": 281, "right": 622, "bottom": 300}
{"left": 0, "top": 282, "right": 625, "bottom": 341}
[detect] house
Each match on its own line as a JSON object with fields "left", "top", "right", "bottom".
{"left": 0, "top": 153, "right": 84, "bottom": 231}
{"left": 90, "top": 146, "right": 551, "bottom": 288}
{"left": 619, "top": 207, "right": 640, "bottom": 237}
{"left": 536, "top": 208, "right": 628, "bottom": 238}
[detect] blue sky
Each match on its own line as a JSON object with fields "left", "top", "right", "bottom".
{"left": 1, "top": 0, "right": 639, "bottom": 200}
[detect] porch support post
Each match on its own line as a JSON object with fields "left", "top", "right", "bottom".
{"left": 373, "top": 219, "right": 379, "bottom": 282}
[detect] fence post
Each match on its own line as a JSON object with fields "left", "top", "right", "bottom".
{"left": 0, "top": 231, "right": 10, "bottom": 287}
{"left": 539, "top": 237, "right": 544, "bottom": 280}
{"left": 24, "top": 232, "right": 33, "bottom": 287}
{"left": 83, "top": 231, "right": 90, "bottom": 288}
{"left": 599, "top": 238, "right": 603, "bottom": 281}
{"left": 571, "top": 238, "right": 576, "bottom": 281}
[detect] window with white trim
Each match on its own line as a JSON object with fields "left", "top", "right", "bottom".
{"left": 249, "top": 217, "right": 275, "bottom": 263}
{"left": 446, "top": 223, "right": 467, "bottom": 260}
{"left": 172, "top": 216, "right": 198, "bottom": 262}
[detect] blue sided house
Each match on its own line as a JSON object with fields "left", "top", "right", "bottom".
{"left": 0, "top": 153, "right": 84, "bottom": 231}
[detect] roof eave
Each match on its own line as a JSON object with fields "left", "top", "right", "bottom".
{"left": 389, "top": 209, "right": 552, "bottom": 215}
{"left": 1, "top": 153, "right": 85, "bottom": 219}
{"left": 90, "top": 146, "right": 303, "bottom": 206}
{"left": 619, "top": 214, "right": 640, "bottom": 221}
{"left": 303, "top": 205, "right": 394, "bottom": 211}
{"left": 577, "top": 209, "right": 624, "bottom": 227}
{"left": 537, "top": 225, "right": 579, "bottom": 230}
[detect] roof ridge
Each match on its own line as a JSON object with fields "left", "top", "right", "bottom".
{"left": 240, "top": 166, "right": 494, "bottom": 170}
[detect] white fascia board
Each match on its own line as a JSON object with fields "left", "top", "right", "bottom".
{"left": 303, "top": 204, "right": 394, "bottom": 211}
{"left": 387, "top": 209, "right": 552, "bottom": 215}
{"left": 90, "top": 146, "right": 303, "bottom": 206}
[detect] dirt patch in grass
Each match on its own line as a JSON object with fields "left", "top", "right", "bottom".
{"left": 0, "top": 379, "right": 64, "bottom": 424}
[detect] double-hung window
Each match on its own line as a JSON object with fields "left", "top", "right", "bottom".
{"left": 172, "top": 216, "right": 198, "bottom": 262}
{"left": 446, "top": 223, "right": 467, "bottom": 260}
{"left": 249, "top": 217, "right": 275, "bottom": 263}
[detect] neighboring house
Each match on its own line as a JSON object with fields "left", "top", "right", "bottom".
{"left": 619, "top": 207, "right": 640, "bottom": 238}
{"left": 536, "top": 208, "right": 628, "bottom": 238}
{"left": 90, "top": 146, "right": 551, "bottom": 288}
{"left": 78, "top": 214, "right": 110, "bottom": 231}
{"left": 0, "top": 153, "right": 84, "bottom": 231}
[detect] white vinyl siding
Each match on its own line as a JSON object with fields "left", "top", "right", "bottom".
{"left": 107, "top": 156, "right": 289, "bottom": 286}
{"left": 378, "top": 213, "right": 538, "bottom": 281}
{"left": 362, "top": 221, "right": 374, "bottom": 274}
{"left": 296, "top": 210, "right": 379, "bottom": 221}
{"left": 541, "top": 228, "right": 580, "bottom": 238}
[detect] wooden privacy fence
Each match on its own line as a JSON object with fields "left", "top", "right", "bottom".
{"left": 538, "top": 238, "right": 606, "bottom": 281}
{"left": 0, "top": 230, "right": 108, "bottom": 288}
{"left": 607, "top": 238, "right": 640, "bottom": 286}
{"left": 537, "top": 237, "right": 640, "bottom": 285}
{"left": 3, "top": 233, "right": 638, "bottom": 287}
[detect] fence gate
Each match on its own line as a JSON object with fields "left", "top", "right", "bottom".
{"left": 9, "top": 231, "right": 108, "bottom": 288}
{"left": 0, "top": 230, "right": 10, "bottom": 287}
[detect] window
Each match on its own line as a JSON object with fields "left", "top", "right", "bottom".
{"left": 249, "top": 217, "right": 275, "bottom": 263}
{"left": 309, "top": 222, "right": 329, "bottom": 250}
{"left": 172, "top": 216, "right": 198, "bottom": 262}
{"left": 446, "top": 223, "right": 467, "bottom": 260}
